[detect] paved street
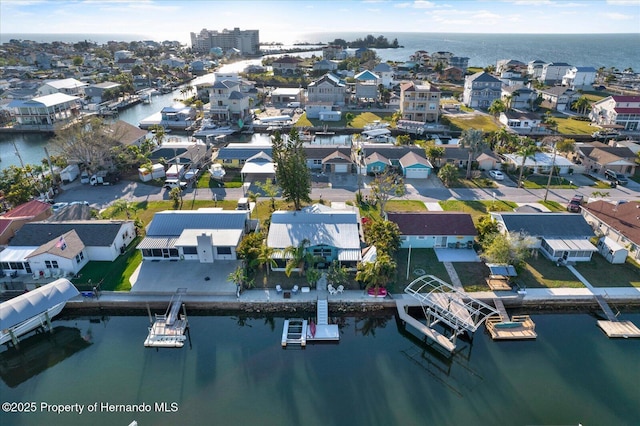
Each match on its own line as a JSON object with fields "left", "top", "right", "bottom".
{"left": 54, "top": 172, "right": 640, "bottom": 212}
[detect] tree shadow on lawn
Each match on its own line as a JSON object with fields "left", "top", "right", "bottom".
{"left": 517, "top": 256, "right": 583, "bottom": 289}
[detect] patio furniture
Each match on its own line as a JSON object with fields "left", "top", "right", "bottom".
{"left": 32, "top": 271, "right": 41, "bottom": 280}
{"left": 42, "top": 269, "right": 51, "bottom": 279}
{"left": 301, "top": 286, "right": 310, "bottom": 293}
{"left": 276, "top": 284, "right": 283, "bottom": 294}
{"left": 328, "top": 284, "right": 337, "bottom": 295}
{"left": 336, "top": 285, "right": 344, "bottom": 294}
{"left": 292, "top": 285, "right": 299, "bottom": 294}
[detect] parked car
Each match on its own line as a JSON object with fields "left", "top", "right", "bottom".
{"left": 489, "top": 170, "right": 504, "bottom": 181}
{"left": 567, "top": 195, "right": 584, "bottom": 213}
{"left": 604, "top": 169, "right": 628, "bottom": 185}
{"left": 592, "top": 131, "right": 620, "bottom": 140}
{"left": 51, "top": 202, "right": 69, "bottom": 212}
{"left": 163, "top": 179, "right": 187, "bottom": 191}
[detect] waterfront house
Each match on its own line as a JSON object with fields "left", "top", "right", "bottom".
{"left": 589, "top": 95, "right": 640, "bottom": 132}
{"left": 37, "top": 78, "right": 87, "bottom": 97}
{"left": 25, "top": 230, "right": 88, "bottom": 277}
{"left": 354, "top": 70, "right": 380, "bottom": 103}
{"left": 501, "top": 86, "right": 537, "bottom": 110}
{"left": 490, "top": 212, "right": 596, "bottom": 263}
{"left": 502, "top": 151, "right": 574, "bottom": 175}
{"left": 0, "top": 220, "right": 135, "bottom": 277}
{"left": 499, "top": 110, "right": 543, "bottom": 133}
{"left": 581, "top": 200, "right": 640, "bottom": 262}
{"left": 267, "top": 204, "right": 362, "bottom": 271}
{"left": 322, "top": 45, "right": 346, "bottom": 60}
{"left": 110, "top": 120, "right": 148, "bottom": 147}
{"left": 462, "top": 72, "right": 502, "bottom": 108}
{"left": 307, "top": 73, "right": 347, "bottom": 106}
{"left": 575, "top": 142, "right": 636, "bottom": 175}
{"left": 271, "top": 56, "right": 303, "bottom": 76}
{"left": 496, "top": 59, "right": 527, "bottom": 75}
{"left": 8, "top": 93, "right": 80, "bottom": 130}
{"left": 305, "top": 102, "right": 334, "bottom": 119}
{"left": 400, "top": 81, "right": 441, "bottom": 123}
{"left": 137, "top": 209, "right": 250, "bottom": 262}
{"left": 270, "top": 87, "right": 304, "bottom": 105}
{"left": 0, "top": 200, "right": 52, "bottom": 245}
{"left": 313, "top": 59, "right": 338, "bottom": 73}
{"left": 527, "top": 59, "right": 546, "bottom": 80}
{"left": 388, "top": 212, "right": 477, "bottom": 249}
{"left": 240, "top": 151, "right": 276, "bottom": 182}
{"left": 206, "top": 78, "right": 251, "bottom": 123}
{"left": 302, "top": 146, "right": 352, "bottom": 173}
{"left": 354, "top": 144, "right": 428, "bottom": 175}
{"left": 442, "top": 66, "right": 464, "bottom": 82}
{"left": 539, "top": 62, "right": 572, "bottom": 85}
{"left": 84, "top": 81, "right": 121, "bottom": 103}
{"left": 562, "top": 66, "right": 597, "bottom": 90}
{"left": 215, "top": 144, "right": 272, "bottom": 168}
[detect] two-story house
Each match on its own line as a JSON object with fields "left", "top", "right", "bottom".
{"left": 590, "top": 95, "right": 640, "bottom": 131}
{"left": 400, "top": 81, "right": 440, "bottom": 123}
{"left": 462, "top": 72, "right": 502, "bottom": 108}
{"left": 354, "top": 70, "right": 380, "bottom": 103}
{"left": 537, "top": 86, "right": 580, "bottom": 112}
{"left": 37, "top": 78, "right": 87, "bottom": 97}
{"left": 271, "top": 56, "right": 303, "bottom": 76}
{"left": 539, "top": 62, "right": 572, "bottom": 85}
{"left": 562, "top": 66, "right": 597, "bottom": 90}
{"left": 307, "top": 73, "right": 347, "bottom": 106}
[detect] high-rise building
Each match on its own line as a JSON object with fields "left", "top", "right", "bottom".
{"left": 190, "top": 28, "right": 259, "bottom": 55}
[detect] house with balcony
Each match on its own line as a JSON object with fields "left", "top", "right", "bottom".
{"left": 307, "top": 73, "right": 347, "bottom": 106}
{"left": 267, "top": 204, "right": 362, "bottom": 271}
{"left": 400, "top": 81, "right": 440, "bottom": 123}
{"left": 539, "top": 62, "right": 572, "bottom": 85}
{"left": 354, "top": 70, "right": 380, "bottom": 103}
{"left": 271, "top": 56, "right": 303, "bottom": 76}
{"left": 84, "top": 81, "right": 121, "bottom": 103}
{"left": 8, "top": 93, "right": 80, "bottom": 130}
{"left": 207, "top": 79, "right": 250, "bottom": 123}
{"left": 496, "top": 59, "right": 526, "bottom": 75}
{"left": 499, "top": 110, "right": 542, "bottom": 133}
{"left": 590, "top": 95, "right": 640, "bottom": 132}
{"left": 462, "top": 72, "right": 502, "bottom": 108}
{"left": 313, "top": 59, "right": 338, "bottom": 73}
{"left": 537, "top": 86, "right": 580, "bottom": 112}
{"left": 373, "top": 63, "right": 395, "bottom": 87}
{"left": 527, "top": 59, "right": 546, "bottom": 80}
{"left": 502, "top": 86, "right": 537, "bottom": 110}
{"left": 322, "top": 45, "right": 346, "bottom": 60}
{"left": 562, "top": 66, "right": 597, "bottom": 90}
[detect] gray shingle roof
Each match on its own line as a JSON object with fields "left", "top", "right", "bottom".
{"left": 495, "top": 213, "right": 594, "bottom": 238}
{"left": 10, "top": 221, "right": 131, "bottom": 247}
{"left": 267, "top": 210, "right": 360, "bottom": 250}
{"left": 146, "top": 210, "right": 248, "bottom": 236}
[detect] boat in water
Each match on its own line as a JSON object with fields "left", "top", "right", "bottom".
{"left": 193, "top": 120, "right": 237, "bottom": 137}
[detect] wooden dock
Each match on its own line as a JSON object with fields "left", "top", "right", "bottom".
{"left": 594, "top": 295, "right": 640, "bottom": 338}
{"left": 486, "top": 298, "right": 537, "bottom": 340}
{"left": 486, "top": 276, "right": 512, "bottom": 291}
{"left": 395, "top": 299, "right": 456, "bottom": 353}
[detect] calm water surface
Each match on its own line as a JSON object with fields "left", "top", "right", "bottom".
{"left": 1, "top": 312, "right": 638, "bottom": 426}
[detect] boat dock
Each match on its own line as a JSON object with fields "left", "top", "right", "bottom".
{"left": 485, "top": 299, "right": 537, "bottom": 340}
{"left": 595, "top": 294, "right": 640, "bottom": 338}
{"left": 281, "top": 299, "right": 340, "bottom": 347}
{"left": 144, "top": 288, "right": 189, "bottom": 348}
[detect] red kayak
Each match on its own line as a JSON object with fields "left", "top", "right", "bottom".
{"left": 310, "top": 320, "right": 316, "bottom": 337}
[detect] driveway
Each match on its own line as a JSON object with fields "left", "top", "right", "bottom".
{"left": 130, "top": 259, "right": 241, "bottom": 294}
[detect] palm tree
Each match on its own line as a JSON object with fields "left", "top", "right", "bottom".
{"left": 344, "top": 112, "right": 355, "bottom": 127}
{"left": 572, "top": 96, "right": 591, "bottom": 115}
{"left": 284, "top": 238, "right": 311, "bottom": 277}
{"left": 459, "top": 128, "right": 486, "bottom": 179}
{"left": 515, "top": 139, "right": 540, "bottom": 188}
{"left": 355, "top": 252, "right": 396, "bottom": 295}
{"left": 253, "top": 245, "right": 277, "bottom": 287}
{"left": 488, "top": 99, "right": 506, "bottom": 121}
{"left": 111, "top": 199, "right": 136, "bottom": 219}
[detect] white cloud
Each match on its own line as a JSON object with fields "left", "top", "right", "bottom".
{"left": 606, "top": 0, "right": 640, "bottom": 5}
{"left": 604, "top": 12, "right": 634, "bottom": 19}
{"left": 412, "top": 0, "right": 437, "bottom": 8}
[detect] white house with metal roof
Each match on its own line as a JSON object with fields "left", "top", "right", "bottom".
{"left": 137, "top": 209, "right": 250, "bottom": 262}
{"left": 8, "top": 93, "right": 80, "bottom": 130}
{"left": 37, "top": 78, "right": 87, "bottom": 96}
{"left": 267, "top": 205, "right": 362, "bottom": 271}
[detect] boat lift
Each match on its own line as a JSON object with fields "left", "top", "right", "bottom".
{"left": 144, "top": 288, "right": 189, "bottom": 348}
{"left": 398, "top": 275, "right": 499, "bottom": 353}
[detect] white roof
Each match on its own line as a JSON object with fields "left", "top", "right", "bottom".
{"left": 31, "top": 93, "right": 80, "bottom": 107}
{"left": 0, "top": 247, "right": 38, "bottom": 262}
{"left": 267, "top": 208, "right": 361, "bottom": 251}
{"left": 44, "top": 78, "right": 87, "bottom": 89}
{"left": 241, "top": 161, "right": 275, "bottom": 175}
{"left": 174, "top": 229, "right": 244, "bottom": 247}
{"left": 504, "top": 152, "right": 573, "bottom": 167}
{"left": 362, "top": 128, "right": 391, "bottom": 137}
{"left": 544, "top": 238, "right": 597, "bottom": 252}
{"left": 0, "top": 279, "right": 79, "bottom": 330}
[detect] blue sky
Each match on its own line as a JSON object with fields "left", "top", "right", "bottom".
{"left": 1, "top": 0, "right": 639, "bottom": 43}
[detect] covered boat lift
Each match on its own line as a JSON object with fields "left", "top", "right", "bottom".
{"left": 0, "top": 279, "right": 80, "bottom": 347}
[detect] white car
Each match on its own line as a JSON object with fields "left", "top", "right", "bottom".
{"left": 51, "top": 202, "right": 69, "bottom": 212}
{"left": 489, "top": 170, "right": 504, "bottom": 181}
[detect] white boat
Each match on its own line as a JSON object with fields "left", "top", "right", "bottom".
{"left": 209, "top": 163, "right": 226, "bottom": 179}
{"left": 193, "top": 120, "right": 236, "bottom": 137}
{"left": 0, "top": 279, "right": 80, "bottom": 346}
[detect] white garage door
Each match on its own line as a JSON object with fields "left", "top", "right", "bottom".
{"left": 406, "top": 168, "right": 428, "bottom": 179}
{"left": 334, "top": 164, "right": 348, "bottom": 173}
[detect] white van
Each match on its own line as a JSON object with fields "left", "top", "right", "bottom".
{"left": 286, "top": 101, "right": 301, "bottom": 108}
{"left": 163, "top": 179, "right": 187, "bottom": 190}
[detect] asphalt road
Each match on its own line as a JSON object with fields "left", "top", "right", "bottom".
{"left": 55, "top": 175, "right": 640, "bottom": 211}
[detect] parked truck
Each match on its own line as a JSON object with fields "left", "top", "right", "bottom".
{"left": 89, "top": 171, "right": 119, "bottom": 186}
{"left": 60, "top": 164, "right": 80, "bottom": 183}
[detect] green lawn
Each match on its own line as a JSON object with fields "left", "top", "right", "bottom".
{"left": 573, "top": 254, "right": 640, "bottom": 288}
{"left": 295, "top": 111, "right": 395, "bottom": 129}
{"left": 454, "top": 262, "right": 491, "bottom": 292}
{"left": 451, "top": 171, "right": 498, "bottom": 189}
{"left": 439, "top": 200, "right": 517, "bottom": 224}
{"left": 521, "top": 174, "right": 575, "bottom": 189}
{"left": 442, "top": 114, "right": 500, "bottom": 132}
{"left": 554, "top": 116, "right": 598, "bottom": 135}
{"left": 395, "top": 248, "right": 449, "bottom": 292}
{"left": 359, "top": 199, "right": 427, "bottom": 221}
{"left": 72, "top": 236, "right": 143, "bottom": 291}
{"left": 539, "top": 200, "right": 565, "bottom": 212}
{"left": 517, "top": 256, "right": 583, "bottom": 289}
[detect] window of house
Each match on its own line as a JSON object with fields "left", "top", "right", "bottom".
{"left": 223, "top": 159, "right": 233, "bottom": 164}
{"left": 1, "top": 262, "right": 9, "bottom": 270}
{"left": 75, "top": 251, "right": 84, "bottom": 263}
{"left": 313, "top": 159, "right": 322, "bottom": 165}
{"left": 142, "top": 249, "right": 152, "bottom": 257}
{"left": 25, "top": 263, "right": 31, "bottom": 273}
{"left": 183, "top": 246, "right": 197, "bottom": 255}
{"left": 217, "top": 246, "right": 232, "bottom": 255}
{"left": 45, "top": 260, "right": 59, "bottom": 269}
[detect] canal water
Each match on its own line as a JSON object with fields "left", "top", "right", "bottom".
{"left": 1, "top": 312, "right": 638, "bottom": 426}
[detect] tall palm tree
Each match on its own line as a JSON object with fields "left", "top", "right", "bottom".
{"left": 111, "top": 199, "right": 136, "bottom": 219}
{"left": 515, "top": 139, "right": 540, "bottom": 188}
{"left": 572, "top": 96, "right": 591, "bottom": 115}
{"left": 459, "top": 128, "right": 486, "bottom": 179}
{"left": 253, "top": 245, "right": 277, "bottom": 287}
{"left": 284, "top": 238, "right": 311, "bottom": 277}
